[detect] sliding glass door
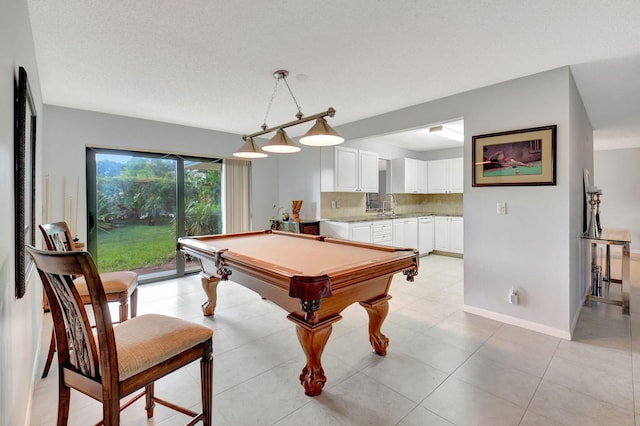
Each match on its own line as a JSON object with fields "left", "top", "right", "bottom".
{"left": 182, "top": 157, "right": 224, "bottom": 273}
{"left": 86, "top": 148, "right": 222, "bottom": 283}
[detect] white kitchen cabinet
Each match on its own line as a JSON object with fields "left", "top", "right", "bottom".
{"left": 392, "top": 217, "right": 418, "bottom": 249}
{"left": 450, "top": 216, "right": 464, "bottom": 253}
{"left": 358, "top": 150, "right": 379, "bottom": 192}
{"left": 350, "top": 221, "right": 373, "bottom": 243}
{"left": 321, "top": 146, "right": 379, "bottom": 192}
{"left": 428, "top": 158, "right": 463, "bottom": 193}
{"left": 320, "top": 220, "right": 372, "bottom": 243}
{"left": 418, "top": 216, "right": 434, "bottom": 255}
{"left": 391, "top": 158, "right": 428, "bottom": 193}
{"left": 449, "top": 157, "right": 464, "bottom": 193}
{"left": 372, "top": 220, "right": 393, "bottom": 245}
{"left": 434, "top": 216, "right": 463, "bottom": 254}
{"left": 320, "top": 219, "right": 399, "bottom": 245}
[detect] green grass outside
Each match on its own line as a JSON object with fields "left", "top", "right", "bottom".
{"left": 97, "top": 223, "right": 176, "bottom": 272}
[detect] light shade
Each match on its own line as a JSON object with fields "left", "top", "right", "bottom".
{"left": 429, "top": 125, "right": 464, "bottom": 142}
{"left": 262, "top": 129, "right": 301, "bottom": 153}
{"left": 299, "top": 118, "right": 345, "bottom": 146}
{"left": 233, "top": 138, "right": 268, "bottom": 158}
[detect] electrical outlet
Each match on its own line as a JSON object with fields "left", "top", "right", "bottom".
{"left": 331, "top": 201, "right": 336, "bottom": 209}
{"left": 497, "top": 202, "right": 507, "bottom": 215}
{"left": 509, "top": 287, "right": 519, "bottom": 304}
{"left": 336, "top": 200, "right": 341, "bottom": 208}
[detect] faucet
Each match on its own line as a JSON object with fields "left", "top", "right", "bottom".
{"left": 381, "top": 193, "right": 397, "bottom": 217}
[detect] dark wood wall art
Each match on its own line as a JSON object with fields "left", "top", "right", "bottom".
{"left": 15, "top": 66, "right": 37, "bottom": 298}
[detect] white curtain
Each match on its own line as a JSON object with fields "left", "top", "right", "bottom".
{"left": 224, "top": 159, "right": 251, "bottom": 233}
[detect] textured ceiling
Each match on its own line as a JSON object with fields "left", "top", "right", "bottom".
{"left": 26, "top": 0, "right": 640, "bottom": 150}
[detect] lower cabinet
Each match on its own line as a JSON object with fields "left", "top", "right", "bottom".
{"left": 350, "top": 222, "right": 373, "bottom": 243}
{"left": 321, "top": 217, "right": 435, "bottom": 253}
{"left": 372, "top": 220, "right": 393, "bottom": 245}
{"left": 392, "top": 217, "right": 418, "bottom": 249}
{"left": 434, "top": 216, "right": 463, "bottom": 254}
{"left": 320, "top": 221, "right": 372, "bottom": 243}
{"left": 418, "top": 216, "right": 434, "bottom": 255}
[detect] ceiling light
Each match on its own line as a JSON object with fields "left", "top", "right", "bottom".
{"left": 300, "top": 117, "right": 344, "bottom": 146}
{"left": 233, "top": 137, "right": 268, "bottom": 158}
{"left": 262, "top": 129, "right": 301, "bottom": 153}
{"left": 429, "top": 125, "right": 464, "bottom": 142}
{"left": 235, "top": 69, "right": 344, "bottom": 158}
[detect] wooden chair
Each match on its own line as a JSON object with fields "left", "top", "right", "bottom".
{"left": 39, "top": 222, "right": 139, "bottom": 378}
{"left": 27, "top": 246, "right": 213, "bottom": 426}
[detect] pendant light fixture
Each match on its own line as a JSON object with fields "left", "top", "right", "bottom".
{"left": 233, "top": 137, "right": 268, "bottom": 158}
{"left": 263, "top": 128, "right": 300, "bottom": 153}
{"left": 234, "top": 69, "right": 344, "bottom": 159}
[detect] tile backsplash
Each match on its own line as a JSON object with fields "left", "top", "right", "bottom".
{"left": 320, "top": 192, "right": 463, "bottom": 219}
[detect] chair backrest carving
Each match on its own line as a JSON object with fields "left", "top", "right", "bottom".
{"left": 39, "top": 221, "right": 76, "bottom": 252}
{"left": 26, "top": 247, "right": 116, "bottom": 381}
{"left": 44, "top": 271, "right": 97, "bottom": 376}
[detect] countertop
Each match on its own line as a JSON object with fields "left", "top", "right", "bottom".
{"left": 321, "top": 213, "right": 462, "bottom": 223}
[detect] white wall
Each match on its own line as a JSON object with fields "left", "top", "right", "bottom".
{"left": 462, "top": 70, "right": 579, "bottom": 339}
{"left": 273, "top": 145, "right": 322, "bottom": 223}
{"left": 1, "top": 0, "right": 44, "bottom": 424}
{"left": 250, "top": 152, "right": 281, "bottom": 229}
{"left": 594, "top": 147, "right": 640, "bottom": 252}
{"left": 42, "top": 106, "right": 280, "bottom": 241}
{"left": 568, "top": 72, "right": 594, "bottom": 327}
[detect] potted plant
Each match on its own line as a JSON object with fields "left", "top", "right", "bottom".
{"left": 269, "top": 204, "right": 285, "bottom": 230}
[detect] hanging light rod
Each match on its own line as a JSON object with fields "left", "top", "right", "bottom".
{"left": 234, "top": 69, "right": 344, "bottom": 158}
{"left": 241, "top": 107, "right": 337, "bottom": 141}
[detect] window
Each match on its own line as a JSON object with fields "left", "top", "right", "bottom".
{"left": 86, "top": 148, "right": 223, "bottom": 283}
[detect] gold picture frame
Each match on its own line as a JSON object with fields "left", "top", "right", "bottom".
{"left": 472, "top": 125, "right": 556, "bottom": 187}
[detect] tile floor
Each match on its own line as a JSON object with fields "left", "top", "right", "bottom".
{"left": 30, "top": 254, "right": 640, "bottom": 425}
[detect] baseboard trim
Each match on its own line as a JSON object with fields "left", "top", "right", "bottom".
{"left": 431, "top": 250, "right": 463, "bottom": 259}
{"left": 463, "top": 304, "right": 572, "bottom": 340}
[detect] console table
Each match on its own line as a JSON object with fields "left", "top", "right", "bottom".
{"left": 583, "top": 228, "right": 631, "bottom": 314}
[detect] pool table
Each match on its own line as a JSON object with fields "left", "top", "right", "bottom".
{"left": 177, "top": 230, "right": 419, "bottom": 396}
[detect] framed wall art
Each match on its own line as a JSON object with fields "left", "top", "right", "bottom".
{"left": 472, "top": 125, "right": 556, "bottom": 187}
{"left": 15, "top": 66, "right": 37, "bottom": 299}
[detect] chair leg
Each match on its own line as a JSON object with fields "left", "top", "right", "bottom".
{"left": 41, "top": 329, "right": 56, "bottom": 378}
{"left": 145, "top": 382, "right": 155, "bottom": 418}
{"left": 57, "top": 374, "right": 71, "bottom": 426}
{"left": 102, "top": 395, "right": 121, "bottom": 426}
{"left": 130, "top": 288, "right": 138, "bottom": 318}
{"left": 201, "top": 344, "right": 214, "bottom": 426}
{"left": 118, "top": 300, "right": 129, "bottom": 323}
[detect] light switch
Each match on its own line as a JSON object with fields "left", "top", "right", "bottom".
{"left": 497, "top": 202, "right": 507, "bottom": 215}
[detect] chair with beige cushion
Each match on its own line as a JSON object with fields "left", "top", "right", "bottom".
{"left": 27, "top": 246, "right": 213, "bottom": 426}
{"left": 39, "top": 221, "right": 139, "bottom": 378}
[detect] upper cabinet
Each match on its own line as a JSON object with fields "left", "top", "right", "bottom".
{"left": 321, "top": 146, "right": 379, "bottom": 192}
{"left": 391, "top": 158, "right": 428, "bottom": 194}
{"left": 427, "top": 158, "right": 463, "bottom": 193}
{"left": 358, "top": 150, "right": 379, "bottom": 192}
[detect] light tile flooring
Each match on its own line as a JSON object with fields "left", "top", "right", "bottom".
{"left": 30, "top": 254, "right": 640, "bottom": 425}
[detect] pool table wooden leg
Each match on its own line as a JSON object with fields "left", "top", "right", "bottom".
{"left": 200, "top": 274, "right": 221, "bottom": 316}
{"left": 359, "top": 295, "right": 391, "bottom": 356}
{"left": 289, "top": 315, "right": 341, "bottom": 396}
